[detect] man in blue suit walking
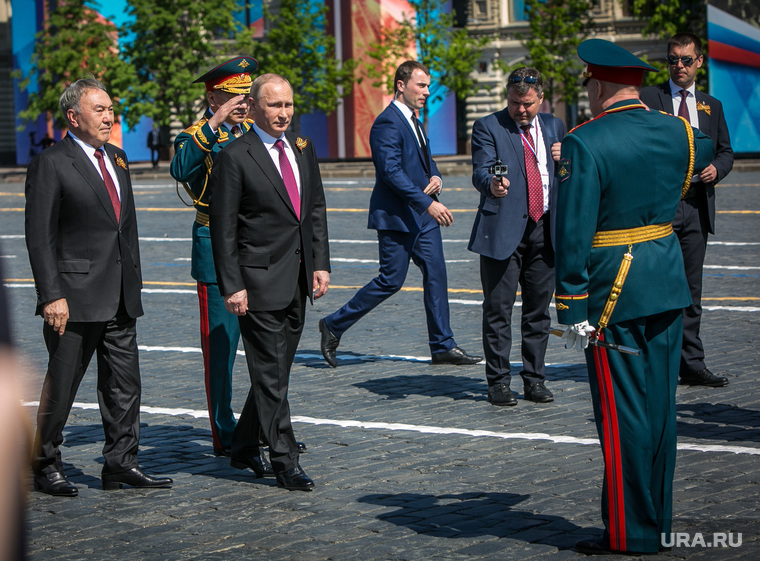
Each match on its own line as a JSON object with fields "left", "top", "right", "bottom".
{"left": 469, "top": 67, "right": 565, "bottom": 406}
{"left": 319, "top": 60, "right": 481, "bottom": 367}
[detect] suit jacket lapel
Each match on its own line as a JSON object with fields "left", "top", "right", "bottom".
{"left": 389, "top": 103, "right": 428, "bottom": 174}
{"left": 537, "top": 114, "right": 555, "bottom": 177}
{"left": 499, "top": 110, "right": 527, "bottom": 179}
{"left": 246, "top": 132, "right": 300, "bottom": 219}
{"left": 660, "top": 83, "right": 674, "bottom": 114}
{"left": 695, "top": 90, "right": 711, "bottom": 133}
{"left": 286, "top": 132, "right": 308, "bottom": 218}
{"left": 104, "top": 144, "right": 131, "bottom": 223}
{"left": 65, "top": 136, "right": 119, "bottom": 225}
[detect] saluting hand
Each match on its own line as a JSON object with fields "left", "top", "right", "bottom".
{"left": 207, "top": 95, "right": 250, "bottom": 131}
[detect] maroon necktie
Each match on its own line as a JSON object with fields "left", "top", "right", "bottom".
{"left": 94, "top": 149, "right": 121, "bottom": 223}
{"left": 274, "top": 139, "right": 300, "bottom": 220}
{"left": 520, "top": 125, "right": 544, "bottom": 222}
{"left": 678, "top": 89, "right": 690, "bottom": 121}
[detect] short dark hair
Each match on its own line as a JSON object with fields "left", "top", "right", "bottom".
{"left": 506, "top": 67, "right": 543, "bottom": 97}
{"left": 59, "top": 78, "right": 108, "bottom": 123}
{"left": 668, "top": 32, "right": 703, "bottom": 58}
{"left": 393, "top": 60, "right": 430, "bottom": 95}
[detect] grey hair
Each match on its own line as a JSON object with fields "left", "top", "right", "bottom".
{"left": 59, "top": 78, "right": 108, "bottom": 122}
{"left": 251, "top": 73, "right": 293, "bottom": 103}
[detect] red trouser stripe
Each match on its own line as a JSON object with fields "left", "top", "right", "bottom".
{"left": 197, "top": 282, "right": 222, "bottom": 450}
{"left": 592, "top": 332, "right": 627, "bottom": 551}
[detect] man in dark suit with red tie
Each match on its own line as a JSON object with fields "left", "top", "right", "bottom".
{"left": 641, "top": 32, "right": 734, "bottom": 388}
{"left": 318, "top": 60, "right": 481, "bottom": 368}
{"left": 25, "top": 78, "right": 172, "bottom": 496}
{"left": 209, "top": 74, "right": 330, "bottom": 491}
{"left": 469, "top": 67, "right": 565, "bottom": 406}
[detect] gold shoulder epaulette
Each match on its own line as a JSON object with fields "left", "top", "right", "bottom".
{"left": 182, "top": 116, "right": 209, "bottom": 135}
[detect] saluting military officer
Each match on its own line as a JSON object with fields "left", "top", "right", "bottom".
{"left": 554, "top": 39, "right": 714, "bottom": 555}
{"left": 170, "top": 57, "right": 260, "bottom": 459}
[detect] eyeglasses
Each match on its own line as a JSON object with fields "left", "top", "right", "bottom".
{"left": 667, "top": 55, "right": 699, "bottom": 67}
{"left": 508, "top": 75, "right": 538, "bottom": 84}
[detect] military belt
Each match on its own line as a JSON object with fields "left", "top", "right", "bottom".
{"left": 592, "top": 223, "right": 672, "bottom": 248}
{"left": 195, "top": 209, "right": 210, "bottom": 227}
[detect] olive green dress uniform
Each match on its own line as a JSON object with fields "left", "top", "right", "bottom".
{"left": 170, "top": 56, "right": 256, "bottom": 454}
{"left": 554, "top": 41, "right": 714, "bottom": 554}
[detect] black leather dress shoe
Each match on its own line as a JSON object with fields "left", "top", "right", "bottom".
{"left": 524, "top": 381, "right": 554, "bottom": 403}
{"left": 680, "top": 368, "right": 729, "bottom": 387}
{"left": 34, "top": 471, "right": 78, "bottom": 497}
{"left": 431, "top": 346, "right": 482, "bottom": 365}
{"left": 213, "top": 447, "right": 231, "bottom": 457}
{"left": 276, "top": 466, "right": 314, "bottom": 491}
{"left": 487, "top": 383, "right": 517, "bottom": 406}
{"left": 319, "top": 318, "right": 340, "bottom": 367}
{"left": 297, "top": 441, "right": 307, "bottom": 453}
{"left": 102, "top": 467, "right": 173, "bottom": 490}
{"left": 230, "top": 451, "right": 274, "bottom": 477}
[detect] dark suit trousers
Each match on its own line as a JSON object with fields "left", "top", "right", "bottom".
{"left": 324, "top": 225, "right": 456, "bottom": 353}
{"left": 672, "top": 194, "right": 709, "bottom": 375}
{"left": 232, "top": 269, "right": 307, "bottom": 473}
{"left": 480, "top": 216, "right": 554, "bottom": 387}
{"left": 34, "top": 307, "right": 141, "bottom": 475}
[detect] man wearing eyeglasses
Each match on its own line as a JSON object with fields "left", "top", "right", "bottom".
{"left": 469, "top": 67, "right": 565, "bottom": 406}
{"left": 641, "top": 33, "right": 734, "bottom": 388}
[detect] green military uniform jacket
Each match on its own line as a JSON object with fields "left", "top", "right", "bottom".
{"left": 170, "top": 109, "right": 254, "bottom": 283}
{"left": 554, "top": 100, "right": 714, "bottom": 328}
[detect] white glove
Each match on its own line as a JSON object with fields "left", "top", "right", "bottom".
{"left": 561, "top": 321, "right": 596, "bottom": 351}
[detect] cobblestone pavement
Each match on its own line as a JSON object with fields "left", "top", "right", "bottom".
{"left": 2, "top": 169, "right": 759, "bottom": 560}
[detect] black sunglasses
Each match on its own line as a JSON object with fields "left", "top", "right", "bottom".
{"left": 667, "top": 55, "right": 699, "bottom": 67}
{"left": 508, "top": 75, "right": 538, "bottom": 84}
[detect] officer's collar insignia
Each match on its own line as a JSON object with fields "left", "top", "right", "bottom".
{"left": 219, "top": 129, "right": 229, "bottom": 142}
{"left": 697, "top": 101, "right": 711, "bottom": 116}
{"left": 558, "top": 158, "right": 571, "bottom": 182}
{"left": 115, "top": 155, "right": 127, "bottom": 170}
{"left": 295, "top": 137, "right": 308, "bottom": 153}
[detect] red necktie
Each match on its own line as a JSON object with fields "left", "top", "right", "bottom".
{"left": 521, "top": 125, "right": 543, "bottom": 223}
{"left": 274, "top": 139, "right": 300, "bottom": 220}
{"left": 678, "top": 89, "right": 690, "bottom": 121}
{"left": 94, "top": 149, "right": 121, "bottom": 223}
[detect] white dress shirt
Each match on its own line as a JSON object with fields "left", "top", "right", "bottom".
{"left": 252, "top": 123, "right": 301, "bottom": 196}
{"left": 68, "top": 132, "right": 121, "bottom": 200}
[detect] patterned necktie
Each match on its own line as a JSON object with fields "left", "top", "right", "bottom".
{"left": 520, "top": 125, "right": 543, "bottom": 222}
{"left": 274, "top": 139, "right": 300, "bottom": 220}
{"left": 678, "top": 89, "right": 690, "bottom": 121}
{"left": 93, "top": 149, "right": 121, "bottom": 223}
{"left": 231, "top": 125, "right": 242, "bottom": 138}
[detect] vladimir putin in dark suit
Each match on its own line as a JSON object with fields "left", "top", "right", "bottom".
{"left": 640, "top": 32, "right": 734, "bottom": 388}
{"left": 25, "top": 78, "right": 172, "bottom": 496}
{"left": 209, "top": 74, "right": 330, "bottom": 491}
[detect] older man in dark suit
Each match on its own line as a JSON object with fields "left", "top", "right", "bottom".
{"left": 25, "top": 78, "right": 172, "bottom": 496}
{"left": 469, "top": 67, "right": 565, "bottom": 406}
{"left": 209, "top": 73, "right": 330, "bottom": 491}
{"left": 641, "top": 32, "right": 734, "bottom": 388}
{"left": 318, "top": 60, "right": 480, "bottom": 368}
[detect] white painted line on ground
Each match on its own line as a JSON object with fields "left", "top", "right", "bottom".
{"left": 704, "top": 265, "right": 760, "bottom": 271}
{"left": 20, "top": 401, "right": 760, "bottom": 456}
{"left": 708, "top": 241, "right": 760, "bottom": 246}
